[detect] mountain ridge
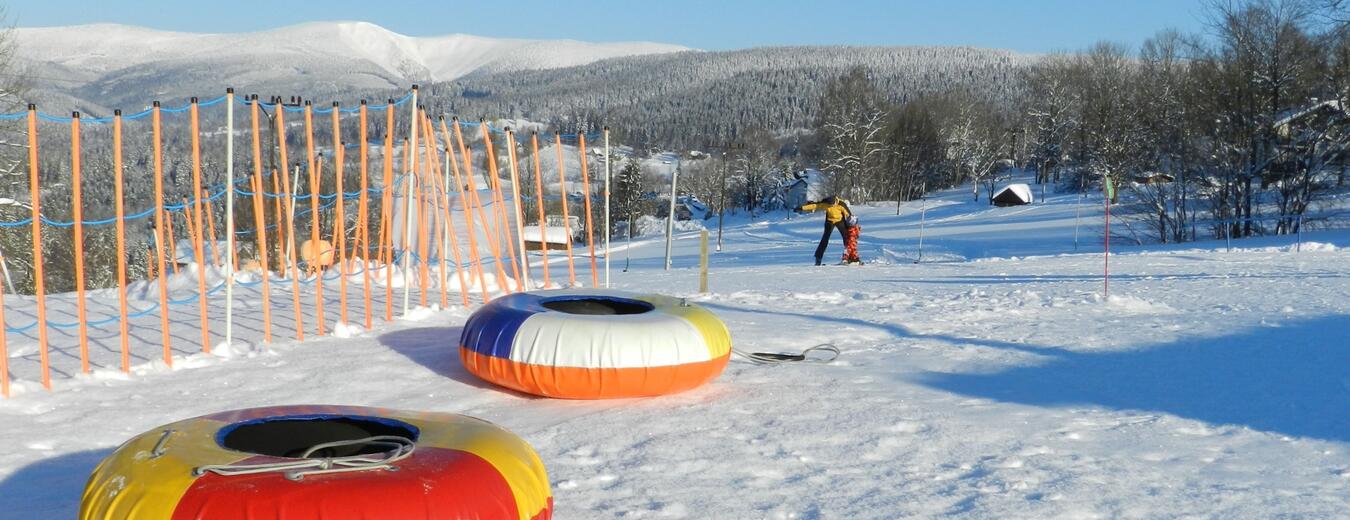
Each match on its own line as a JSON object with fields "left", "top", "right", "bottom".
{"left": 12, "top": 21, "right": 692, "bottom": 112}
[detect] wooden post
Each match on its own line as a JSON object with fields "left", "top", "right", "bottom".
{"left": 71, "top": 112, "right": 91, "bottom": 371}
{"left": 27, "top": 106, "right": 51, "bottom": 388}
{"left": 358, "top": 101, "right": 373, "bottom": 329}
{"left": 152, "top": 102, "right": 172, "bottom": 366}
{"left": 531, "top": 132, "right": 551, "bottom": 287}
{"left": 699, "top": 229, "right": 709, "bottom": 293}
{"left": 555, "top": 134, "right": 577, "bottom": 286}
{"left": 189, "top": 99, "right": 212, "bottom": 354}
{"left": 578, "top": 134, "right": 598, "bottom": 287}
{"left": 440, "top": 118, "right": 490, "bottom": 303}
{"left": 481, "top": 123, "right": 523, "bottom": 292}
{"left": 113, "top": 110, "right": 130, "bottom": 372}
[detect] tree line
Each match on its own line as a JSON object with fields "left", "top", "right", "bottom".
{"left": 813, "top": 0, "right": 1350, "bottom": 245}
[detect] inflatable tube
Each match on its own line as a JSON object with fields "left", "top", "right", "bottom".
{"left": 80, "top": 405, "right": 552, "bottom": 520}
{"left": 460, "top": 289, "right": 732, "bottom": 399}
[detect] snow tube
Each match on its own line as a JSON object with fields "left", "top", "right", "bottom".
{"left": 80, "top": 405, "right": 552, "bottom": 520}
{"left": 460, "top": 289, "right": 732, "bottom": 399}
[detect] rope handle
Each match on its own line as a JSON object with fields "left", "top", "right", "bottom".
{"left": 735, "top": 344, "right": 840, "bottom": 365}
{"left": 192, "top": 435, "right": 415, "bottom": 481}
{"left": 150, "top": 429, "right": 176, "bottom": 459}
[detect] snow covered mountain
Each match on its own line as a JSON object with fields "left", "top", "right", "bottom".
{"left": 13, "top": 22, "right": 690, "bottom": 112}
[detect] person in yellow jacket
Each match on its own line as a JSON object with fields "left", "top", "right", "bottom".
{"left": 797, "top": 195, "right": 856, "bottom": 265}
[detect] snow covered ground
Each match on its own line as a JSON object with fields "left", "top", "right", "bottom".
{"left": 2, "top": 178, "right": 1347, "bottom": 518}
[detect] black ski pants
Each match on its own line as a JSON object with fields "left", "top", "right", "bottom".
{"left": 814, "top": 221, "right": 848, "bottom": 264}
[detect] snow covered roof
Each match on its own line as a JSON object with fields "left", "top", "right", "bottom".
{"left": 992, "top": 183, "right": 1034, "bottom": 206}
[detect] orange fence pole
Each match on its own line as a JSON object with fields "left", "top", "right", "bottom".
{"left": 419, "top": 116, "right": 448, "bottom": 308}
{"left": 358, "top": 101, "right": 373, "bottom": 329}
{"left": 204, "top": 197, "right": 221, "bottom": 267}
{"left": 250, "top": 173, "right": 273, "bottom": 343}
{"left": 415, "top": 112, "right": 431, "bottom": 308}
{"left": 332, "top": 105, "right": 349, "bottom": 327}
{"left": 505, "top": 129, "right": 531, "bottom": 289}
{"left": 555, "top": 134, "right": 577, "bottom": 286}
{"left": 531, "top": 132, "right": 551, "bottom": 287}
{"left": 152, "top": 103, "right": 172, "bottom": 366}
{"left": 26, "top": 106, "right": 50, "bottom": 389}
{"left": 114, "top": 111, "right": 130, "bottom": 372}
{"left": 439, "top": 118, "right": 490, "bottom": 303}
{"left": 310, "top": 152, "right": 326, "bottom": 337}
{"left": 416, "top": 151, "right": 430, "bottom": 308}
{"left": 250, "top": 97, "right": 273, "bottom": 344}
{"left": 453, "top": 119, "right": 508, "bottom": 291}
{"left": 166, "top": 209, "right": 179, "bottom": 274}
{"left": 0, "top": 276, "right": 8, "bottom": 396}
{"left": 0, "top": 275, "right": 8, "bottom": 395}
{"left": 304, "top": 102, "right": 326, "bottom": 337}
{"left": 71, "top": 112, "right": 90, "bottom": 372}
{"left": 431, "top": 144, "right": 470, "bottom": 307}
{"left": 270, "top": 167, "right": 284, "bottom": 271}
{"left": 481, "top": 124, "right": 523, "bottom": 292}
{"left": 424, "top": 116, "right": 467, "bottom": 307}
{"left": 381, "top": 105, "right": 395, "bottom": 321}
{"left": 189, "top": 99, "right": 212, "bottom": 354}
{"left": 273, "top": 98, "right": 289, "bottom": 274}
{"left": 578, "top": 134, "right": 599, "bottom": 287}
{"left": 276, "top": 104, "right": 304, "bottom": 342}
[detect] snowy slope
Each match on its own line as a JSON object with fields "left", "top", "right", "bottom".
{"left": 13, "top": 22, "right": 689, "bottom": 111}
{"left": 1, "top": 176, "right": 1347, "bottom": 518}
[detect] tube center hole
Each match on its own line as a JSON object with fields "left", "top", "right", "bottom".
{"left": 541, "top": 297, "right": 655, "bottom": 315}
{"left": 220, "top": 417, "right": 418, "bottom": 459}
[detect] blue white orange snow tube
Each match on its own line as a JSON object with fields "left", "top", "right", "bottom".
{"left": 79, "top": 405, "right": 552, "bottom": 520}
{"left": 460, "top": 289, "right": 733, "bottom": 399}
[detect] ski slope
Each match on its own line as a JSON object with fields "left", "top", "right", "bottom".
{"left": 1, "top": 178, "right": 1347, "bottom": 518}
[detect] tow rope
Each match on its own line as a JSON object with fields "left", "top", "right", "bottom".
{"left": 734, "top": 344, "right": 840, "bottom": 365}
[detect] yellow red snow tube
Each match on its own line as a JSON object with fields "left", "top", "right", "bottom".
{"left": 80, "top": 405, "right": 552, "bottom": 520}
{"left": 460, "top": 289, "right": 732, "bottom": 399}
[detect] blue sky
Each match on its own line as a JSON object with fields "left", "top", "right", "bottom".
{"left": 11, "top": 0, "right": 1213, "bottom": 53}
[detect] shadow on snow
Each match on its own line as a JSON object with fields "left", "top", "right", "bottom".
{"left": 704, "top": 301, "right": 1350, "bottom": 443}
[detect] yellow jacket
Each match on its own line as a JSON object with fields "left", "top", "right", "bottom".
{"left": 799, "top": 199, "right": 851, "bottom": 224}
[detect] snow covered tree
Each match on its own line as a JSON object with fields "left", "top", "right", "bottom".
{"left": 611, "top": 157, "right": 645, "bottom": 239}
{"left": 0, "top": 9, "right": 33, "bottom": 293}
{"left": 816, "top": 67, "right": 891, "bottom": 201}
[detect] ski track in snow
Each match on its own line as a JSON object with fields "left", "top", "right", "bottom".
{"left": 2, "top": 174, "right": 1348, "bottom": 518}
